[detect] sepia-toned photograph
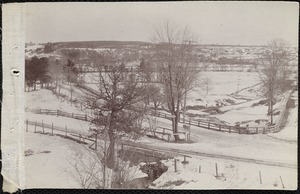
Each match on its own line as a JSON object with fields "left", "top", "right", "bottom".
{"left": 1, "top": 1, "right": 298, "bottom": 190}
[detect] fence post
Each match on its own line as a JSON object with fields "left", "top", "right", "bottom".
{"left": 26, "top": 119, "right": 28, "bottom": 132}
{"left": 42, "top": 120, "right": 44, "bottom": 133}
{"left": 208, "top": 123, "right": 210, "bottom": 129}
{"left": 263, "top": 127, "right": 265, "bottom": 134}
{"left": 256, "top": 127, "right": 258, "bottom": 134}
{"left": 189, "top": 118, "right": 191, "bottom": 125}
{"left": 182, "top": 155, "right": 189, "bottom": 164}
{"left": 57, "top": 109, "right": 59, "bottom": 116}
{"left": 51, "top": 123, "right": 54, "bottom": 136}
{"left": 34, "top": 121, "right": 37, "bottom": 133}
{"left": 199, "top": 165, "right": 201, "bottom": 173}
{"left": 198, "top": 121, "right": 200, "bottom": 126}
{"left": 219, "top": 125, "right": 221, "bottom": 131}
{"left": 215, "top": 163, "right": 219, "bottom": 177}
{"left": 280, "top": 175, "right": 285, "bottom": 188}
{"left": 229, "top": 126, "right": 231, "bottom": 133}
{"left": 259, "top": 171, "right": 262, "bottom": 184}
{"left": 65, "top": 126, "right": 67, "bottom": 137}
{"left": 174, "top": 159, "right": 178, "bottom": 172}
{"left": 85, "top": 114, "right": 87, "bottom": 121}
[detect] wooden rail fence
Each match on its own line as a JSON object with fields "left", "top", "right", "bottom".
{"left": 149, "top": 111, "right": 268, "bottom": 134}
{"left": 25, "top": 119, "right": 99, "bottom": 150}
{"left": 267, "top": 90, "right": 294, "bottom": 132}
{"left": 26, "top": 108, "right": 94, "bottom": 122}
{"left": 144, "top": 126, "right": 191, "bottom": 141}
{"left": 26, "top": 107, "right": 267, "bottom": 135}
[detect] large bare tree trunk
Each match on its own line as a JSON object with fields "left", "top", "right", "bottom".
{"left": 270, "top": 99, "right": 273, "bottom": 125}
{"left": 173, "top": 100, "right": 180, "bottom": 142}
{"left": 105, "top": 112, "right": 116, "bottom": 169}
{"left": 106, "top": 130, "right": 115, "bottom": 169}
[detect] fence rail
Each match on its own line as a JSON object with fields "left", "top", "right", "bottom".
{"left": 26, "top": 108, "right": 94, "bottom": 122}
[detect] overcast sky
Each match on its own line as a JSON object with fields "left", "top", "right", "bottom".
{"left": 25, "top": 2, "right": 299, "bottom": 46}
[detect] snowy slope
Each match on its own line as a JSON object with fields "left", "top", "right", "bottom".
{"left": 268, "top": 91, "right": 298, "bottom": 142}
{"left": 24, "top": 132, "right": 82, "bottom": 188}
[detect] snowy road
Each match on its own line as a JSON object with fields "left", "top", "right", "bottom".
{"left": 122, "top": 140, "right": 296, "bottom": 169}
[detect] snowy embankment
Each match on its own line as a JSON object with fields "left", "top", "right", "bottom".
{"left": 151, "top": 156, "right": 297, "bottom": 189}
{"left": 267, "top": 90, "right": 298, "bottom": 142}
{"left": 24, "top": 132, "right": 147, "bottom": 189}
{"left": 24, "top": 132, "right": 82, "bottom": 188}
{"left": 186, "top": 89, "right": 290, "bottom": 127}
{"left": 215, "top": 99, "right": 269, "bottom": 126}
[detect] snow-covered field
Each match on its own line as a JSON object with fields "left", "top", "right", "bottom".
{"left": 25, "top": 89, "right": 84, "bottom": 114}
{"left": 83, "top": 71, "right": 260, "bottom": 94}
{"left": 195, "top": 72, "right": 260, "bottom": 95}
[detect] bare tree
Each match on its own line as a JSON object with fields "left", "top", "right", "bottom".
{"left": 66, "top": 146, "right": 102, "bottom": 189}
{"left": 152, "top": 22, "right": 200, "bottom": 141}
{"left": 203, "top": 77, "right": 212, "bottom": 95}
{"left": 81, "top": 51, "right": 148, "bottom": 169}
{"left": 148, "top": 84, "right": 164, "bottom": 114}
{"left": 66, "top": 143, "right": 141, "bottom": 189}
{"left": 255, "top": 38, "right": 292, "bottom": 125}
{"left": 48, "top": 57, "right": 64, "bottom": 93}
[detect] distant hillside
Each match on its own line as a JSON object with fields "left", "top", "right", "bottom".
{"left": 55, "top": 40, "right": 150, "bottom": 49}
